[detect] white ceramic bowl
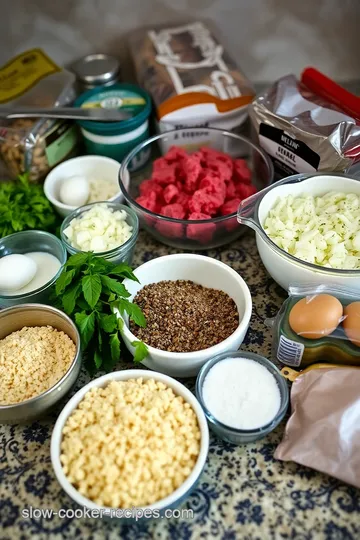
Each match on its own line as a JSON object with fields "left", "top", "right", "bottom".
{"left": 238, "top": 173, "right": 360, "bottom": 290}
{"left": 44, "top": 155, "right": 123, "bottom": 217}
{"left": 119, "top": 254, "right": 252, "bottom": 377}
{"left": 51, "top": 369, "right": 209, "bottom": 515}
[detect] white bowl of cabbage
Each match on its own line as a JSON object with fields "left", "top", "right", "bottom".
{"left": 237, "top": 173, "right": 360, "bottom": 290}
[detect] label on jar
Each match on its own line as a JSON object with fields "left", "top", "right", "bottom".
{"left": 45, "top": 122, "right": 78, "bottom": 167}
{"left": 277, "top": 335, "right": 304, "bottom": 367}
{"left": 80, "top": 88, "right": 146, "bottom": 117}
{"left": 0, "top": 49, "right": 61, "bottom": 104}
{"left": 259, "top": 124, "right": 320, "bottom": 180}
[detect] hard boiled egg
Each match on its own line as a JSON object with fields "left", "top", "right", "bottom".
{"left": 60, "top": 176, "right": 90, "bottom": 207}
{"left": 0, "top": 254, "right": 37, "bottom": 293}
{"left": 289, "top": 294, "right": 343, "bottom": 339}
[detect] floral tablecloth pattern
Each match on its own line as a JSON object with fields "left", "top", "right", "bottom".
{"left": 1, "top": 230, "right": 360, "bottom": 540}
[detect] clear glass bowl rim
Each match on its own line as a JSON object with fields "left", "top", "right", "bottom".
{"left": 60, "top": 201, "right": 139, "bottom": 257}
{"left": 0, "top": 230, "right": 67, "bottom": 299}
{"left": 118, "top": 127, "right": 274, "bottom": 224}
{"left": 195, "top": 350, "right": 289, "bottom": 434}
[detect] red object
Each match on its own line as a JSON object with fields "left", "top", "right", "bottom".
{"left": 163, "top": 184, "right": 179, "bottom": 204}
{"left": 233, "top": 159, "right": 252, "bottom": 184}
{"left": 301, "top": 67, "right": 360, "bottom": 121}
{"left": 136, "top": 191, "right": 157, "bottom": 212}
{"left": 160, "top": 203, "right": 186, "bottom": 219}
{"left": 237, "top": 183, "right": 257, "bottom": 200}
{"left": 220, "top": 198, "right": 242, "bottom": 216}
{"left": 135, "top": 147, "right": 254, "bottom": 228}
{"left": 139, "top": 179, "right": 163, "bottom": 197}
{"left": 187, "top": 213, "right": 216, "bottom": 243}
{"left": 156, "top": 221, "right": 184, "bottom": 238}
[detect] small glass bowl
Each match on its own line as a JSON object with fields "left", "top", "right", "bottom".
{"left": 119, "top": 127, "right": 274, "bottom": 250}
{"left": 196, "top": 350, "right": 289, "bottom": 444}
{"left": 60, "top": 202, "right": 139, "bottom": 265}
{"left": 0, "top": 230, "right": 67, "bottom": 308}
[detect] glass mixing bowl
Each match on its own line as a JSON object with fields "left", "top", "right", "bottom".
{"left": 237, "top": 172, "right": 360, "bottom": 291}
{"left": 60, "top": 202, "right": 139, "bottom": 266}
{"left": 119, "top": 128, "right": 274, "bottom": 250}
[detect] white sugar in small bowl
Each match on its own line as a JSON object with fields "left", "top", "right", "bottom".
{"left": 196, "top": 351, "right": 289, "bottom": 444}
{"left": 119, "top": 254, "right": 252, "bottom": 378}
{"left": 44, "top": 155, "right": 124, "bottom": 217}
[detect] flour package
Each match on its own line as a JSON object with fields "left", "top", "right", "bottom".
{"left": 250, "top": 74, "right": 360, "bottom": 180}
{"left": 129, "top": 21, "right": 255, "bottom": 145}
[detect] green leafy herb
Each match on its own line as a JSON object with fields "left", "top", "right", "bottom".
{"left": 75, "top": 311, "right": 96, "bottom": 349}
{"left": 94, "top": 349, "right": 103, "bottom": 369}
{"left": 117, "top": 298, "right": 147, "bottom": 328}
{"left": 110, "top": 333, "right": 121, "bottom": 363}
{"left": 62, "top": 282, "right": 82, "bottom": 315}
{"left": 131, "top": 341, "right": 150, "bottom": 363}
{"left": 55, "top": 269, "right": 76, "bottom": 295}
{"left": 82, "top": 274, "right": 102, "bottom": 309}
{"left": 100, "top": 275, "right": 131, "bottom": 298}
{"left": 0, "top": 172, "right": 60, "bottom": 238}
{"left": 54, "top": 252, "right": 148, "bottom": 373}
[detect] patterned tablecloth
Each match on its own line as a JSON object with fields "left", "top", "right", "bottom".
{"left": 1, "top": 230, "right": 359, "bottom": 540}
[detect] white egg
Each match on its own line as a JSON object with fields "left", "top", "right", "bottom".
{"left": 60, "top": 176, "right": 90, "bottom": 207}
{"left": 0, "top": 254, "right": 37, "bottom": 292}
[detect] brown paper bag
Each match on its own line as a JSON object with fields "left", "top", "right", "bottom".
{"left": 275, "top": 367, "right": 360, "bottom": 488}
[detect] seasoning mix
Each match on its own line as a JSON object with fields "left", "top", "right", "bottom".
{"left": 130, "top": 279, "right": 239, "bottom": 352}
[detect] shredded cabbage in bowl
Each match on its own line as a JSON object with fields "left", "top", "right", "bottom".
{"left": 263, "top": 192, "right": 360, "bottom": 270}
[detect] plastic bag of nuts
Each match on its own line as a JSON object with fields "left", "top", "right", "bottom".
{"left": 0, "top": 48, "right": 80, "bottom": 183}
{"left": 0, "top": 118, "right": 79, "bottom": 183}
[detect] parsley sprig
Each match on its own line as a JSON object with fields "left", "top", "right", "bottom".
{"left": 0, "top": 173, "right": 59, "bottom": 237}
{"left": 55, "top": 252, "right": 148, "bottom": 374}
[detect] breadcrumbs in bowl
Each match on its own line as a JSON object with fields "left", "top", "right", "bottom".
{"left": 0, "top": 304, "right": 81, "bottom": 424}
{"left": 0, "top": 326, "right": 76, "bottom": 405}
{"left": 51, "top": 370, "right": 209, "bottom": 514}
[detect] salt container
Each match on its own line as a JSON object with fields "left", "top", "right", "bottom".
{"left": 195, "top": 351, "right": 289, "bottom": 444}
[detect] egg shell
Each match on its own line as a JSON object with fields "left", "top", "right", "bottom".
{"left": 60, "top": 176, "right": 90, "bottom": 207}
{"left": 289, "top": 294, "right": 343, "bottom": 339}
{"left": 0, "top": 254, "right": 37, "bottom": 292}
{"left": 343, "top": 302, "right": 360, "bottom": 347}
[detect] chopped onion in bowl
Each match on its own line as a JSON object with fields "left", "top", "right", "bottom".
{"left": 63, "top": 204, "right": 133, "bottom": 252}
{"left": 263, "top": 192, "right": 360, "bottom": 269}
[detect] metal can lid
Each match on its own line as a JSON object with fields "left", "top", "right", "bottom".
{"left": 72, "top": 54, "right": 120, "bottom": 85}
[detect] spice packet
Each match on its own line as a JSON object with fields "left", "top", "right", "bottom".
{"left": 249, "top": 74, "right": 360, "bottom": 181}
{"left": 275, "top": 365, "right": 360, "bottom": 489}
{"left": 129, "top": 20, "right": 255, "bottom": 148}
{"left": 0, "top": 48, "right": 79, "bottom": 183}
{"left": 268, "top": 284, "right": 360, "bottom": 369}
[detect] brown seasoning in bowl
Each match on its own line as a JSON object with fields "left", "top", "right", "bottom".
{"left": 129, "top": 280, "right": 239, "bottom": 352}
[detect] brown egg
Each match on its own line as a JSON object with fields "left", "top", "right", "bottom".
{"left": 289, "top": 294, "right": 343, "bottom": 339}
{"left": 343, "top": 302, "right": 360, "bottom": 347}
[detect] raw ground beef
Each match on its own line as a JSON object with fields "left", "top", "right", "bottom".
{"left": 136, "top": 146, "right": 256, "bottom": 242}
